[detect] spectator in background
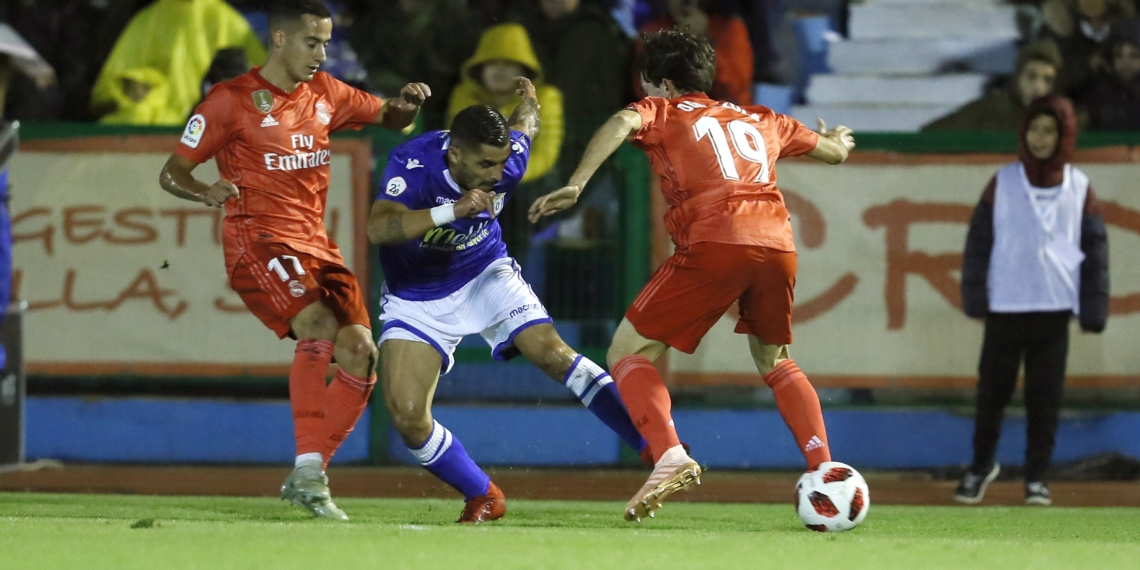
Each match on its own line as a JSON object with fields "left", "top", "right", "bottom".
{"left": 636, "top": 0, "right": 754, "bottom": 105}
{"left": 1040, "top": 0, "right": 1136, "bottom": 97}
{"left": 315, "top": 2, "right": 368, "bottom": 90}
{"left": 956, "top": 96, "right": 1109, "bottom": 507}
{"left": 512, "top": 0, "right": 631, "bottom": 173}
{"left": 1080, "top": 19, "right": 1140, "bottom": 130}
{"left": 91, "top": 0, "right": 266, "bottom": 125}
{"left": 449, "top": 23, "right": 563, "bottom": 183}
{"left": 1, "top": 0, "right": 128, "bottom": 121}
{"left": 924, "top": 40, "right": 1063, "bottom": 131}
{"left": 183, "top": 47, "right": 251, "bottom": 120}
{"left": 352, "top": 0, "right": 481, "bottom": 128}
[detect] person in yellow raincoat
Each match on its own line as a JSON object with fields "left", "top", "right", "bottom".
{"left": 91, "top": 0, "right": 266, "bottom": 125}
{"left": 447, "top": 23, "right": 563, "bottom": 183}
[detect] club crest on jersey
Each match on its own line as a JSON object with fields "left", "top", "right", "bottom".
{"left": 288, "top": 280, "right": 306, "bottom": 298}
{"left": 181, "top": 114, "right": 206, "bottom": 148}
{"left": 316, "top": 101, "right": 331, "bottom": 125}
{"left": 252, "top": 90, "right": 274, "bottom": 113}
{"left": 493, "top": 192, "right": 505, "bottom": 217}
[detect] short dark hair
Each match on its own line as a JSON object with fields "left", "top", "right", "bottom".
{"left": 269, "top": 0, "right": 332, "bottom": 32}
{"left": 450, "top": 105, "right": 510, "bottom": 149}
{"left": 636, "top": 29, "right": 716, "bottom": 94}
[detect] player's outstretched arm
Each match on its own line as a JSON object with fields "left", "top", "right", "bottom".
{"left": 806, "top": 119, "right": 855, "bottom": 165}
{"left": 159, "top": 154, "right": 240, "bottom": 207}
{"left": 376, "top": 83, "right": 431, "bottom": 131}
{"left": 368, "top": 188, "right": 497, "bottom": 245}
{"left": 506, "top": 77, "right": 540, "bottom": 140}
{"left": 527, "top": 109, "right": 641, "bottom": 223}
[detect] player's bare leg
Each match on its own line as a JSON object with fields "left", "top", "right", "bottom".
{"left": 749, "top": 336, "right": 830, "bottom": 469}
{"left": 607, "top": 318, "right": 700, "bottom": 522}
{"left": 512, "top": 323, "right": 648, "bottom": 458}
{"left": 381, "top": 339, "right": 505, "bottom": 523}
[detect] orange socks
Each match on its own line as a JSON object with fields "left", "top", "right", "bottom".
{"left": 318, "top": 368, "right": 377, "bottom": 469}
{"left": 612, "top": 355, "right": 680, "bottom": 464}
{"left": 290, "top": 339, "right": 334, "bottom": 457}
{"left": 764, "top": 359, "right": 830, "bottom": 470}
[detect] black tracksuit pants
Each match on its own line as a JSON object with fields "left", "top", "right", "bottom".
{"left": 970, "top": 311, "right": 1071, "bottom": 482}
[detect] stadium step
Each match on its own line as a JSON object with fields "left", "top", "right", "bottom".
{"left": 827, "top": 38, "right": 1018, "bottom": 75}
{"left": 790, "top": 104, "right": 957, "bottom": 133}
{"left": 805, "top": 74, "right": 989, "bottom": 106}
{"left": 848, "top": 3, "right": 1020, "bottom": 40}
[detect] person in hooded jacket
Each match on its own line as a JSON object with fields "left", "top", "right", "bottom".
{"left": 447, "top": 23, "right": 564, "bottom": 183}
{"left": 955, "top": 96, "right": 1109, "bottom": 507}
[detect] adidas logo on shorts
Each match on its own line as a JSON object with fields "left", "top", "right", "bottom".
{"left": 261, "top": 114, "right": 279, "bottom": 128}
{"left": 805, "top": 436, "right": 825, "bottom": 452}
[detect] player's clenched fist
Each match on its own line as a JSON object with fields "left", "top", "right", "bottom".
{"left": 392, "top": 82, "right": 431, "bottom": 112}
{"left": 204, "top": 179, "right": 240, "bottom": 207}
{"left": 454, "top": 189, "right": 497, "bottom": 219}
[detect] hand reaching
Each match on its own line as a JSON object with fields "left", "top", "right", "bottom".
{"left": 528, "top": 185, "right": 581, "bottom": 223}
{"left": 817, "top": 119, "right": 855, "bottom": 152}
{"left": 514, "top": 76, "right": 537, "bottom": 101}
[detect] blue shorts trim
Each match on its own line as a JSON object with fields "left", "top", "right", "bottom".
{"left": 381, "top": 319, "right": 453, "bottom": 373}
{"left": 492, "top": 317, "right": 553, "bottom": 361}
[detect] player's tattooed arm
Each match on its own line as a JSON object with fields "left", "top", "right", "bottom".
{"left": 369, "top": 190, "right": 498, "bottom": 245}
{"left": 159, "top": 154, "right": 239, "bottom": 207}
{"left": 368, "top": 200, "right": 436, "bottom": 245}
{"left": 506, "top": 77, "right": 540, "bottom": 140}
{"left": 528, "top": 110, "right": 640, "bottom": 223}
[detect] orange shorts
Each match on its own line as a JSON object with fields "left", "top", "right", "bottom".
{"left": 626, "top": 242, "right": 796, "bottom": 353}
{"left": 229, "top": 242, "right": 371, "bottom": 339}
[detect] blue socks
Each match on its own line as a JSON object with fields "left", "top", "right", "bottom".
{"left": 563, "top": 355, "right": 647, "bottom": 453}
{"left": 408, "top": 420, "right": 490, "bottom": 500}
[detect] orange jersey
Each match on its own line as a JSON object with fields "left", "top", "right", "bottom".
{"left": 176, "top": 69, "right": 383, "bottom": 271}
{"left": 627, "top": 93, "right": 819, "bottom": 251}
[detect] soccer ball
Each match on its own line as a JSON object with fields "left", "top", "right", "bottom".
{"left": 794, "top": 461, "right": 869, "bottom": 532}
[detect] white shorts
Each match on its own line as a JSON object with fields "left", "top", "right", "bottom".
{"left": 378, "top": 257, "right": 551, "bottom": 374}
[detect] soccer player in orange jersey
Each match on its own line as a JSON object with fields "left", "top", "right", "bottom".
{"left": 157, "top": 0, "right": 428, "bottom": 520}
{"left": 529, "top": 30, "right": 856, "bottom": 522}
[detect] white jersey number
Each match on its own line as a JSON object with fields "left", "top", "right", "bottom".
{"left": 267, "top": 255, "right": 306, "bottom": 281}
{"left": 693, "top": 116, "right": 771, "bottom": 183}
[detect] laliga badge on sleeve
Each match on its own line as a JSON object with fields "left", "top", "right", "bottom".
{"left": 386, "top": 176, "right": 407, "bottom": 197}
{"left": 181, "top": 114, "right": 206, "bottom": 148}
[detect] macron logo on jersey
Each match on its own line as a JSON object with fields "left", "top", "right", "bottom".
{"left": 181, "top": 114, "right": 205, "bottom": 148}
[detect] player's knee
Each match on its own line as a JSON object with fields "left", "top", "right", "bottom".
{"left": 337, "top": 334, "right": 378, "bottom": 371}
{"left": 606, "top": 344, "right": 631, "bottom": 369}
{"left": 386, "top": 398, "right": 431, "bottom": 441}
{"left": 291, "top": 305, "right": 339, "bottom": 341}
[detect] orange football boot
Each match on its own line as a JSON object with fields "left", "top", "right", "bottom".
{"left": 457, "top": 481, "right": 506, "bottom": 524}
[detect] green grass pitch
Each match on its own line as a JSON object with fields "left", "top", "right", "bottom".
{"left": 2, "top": 493, "right": 1138, "bottom": 569}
